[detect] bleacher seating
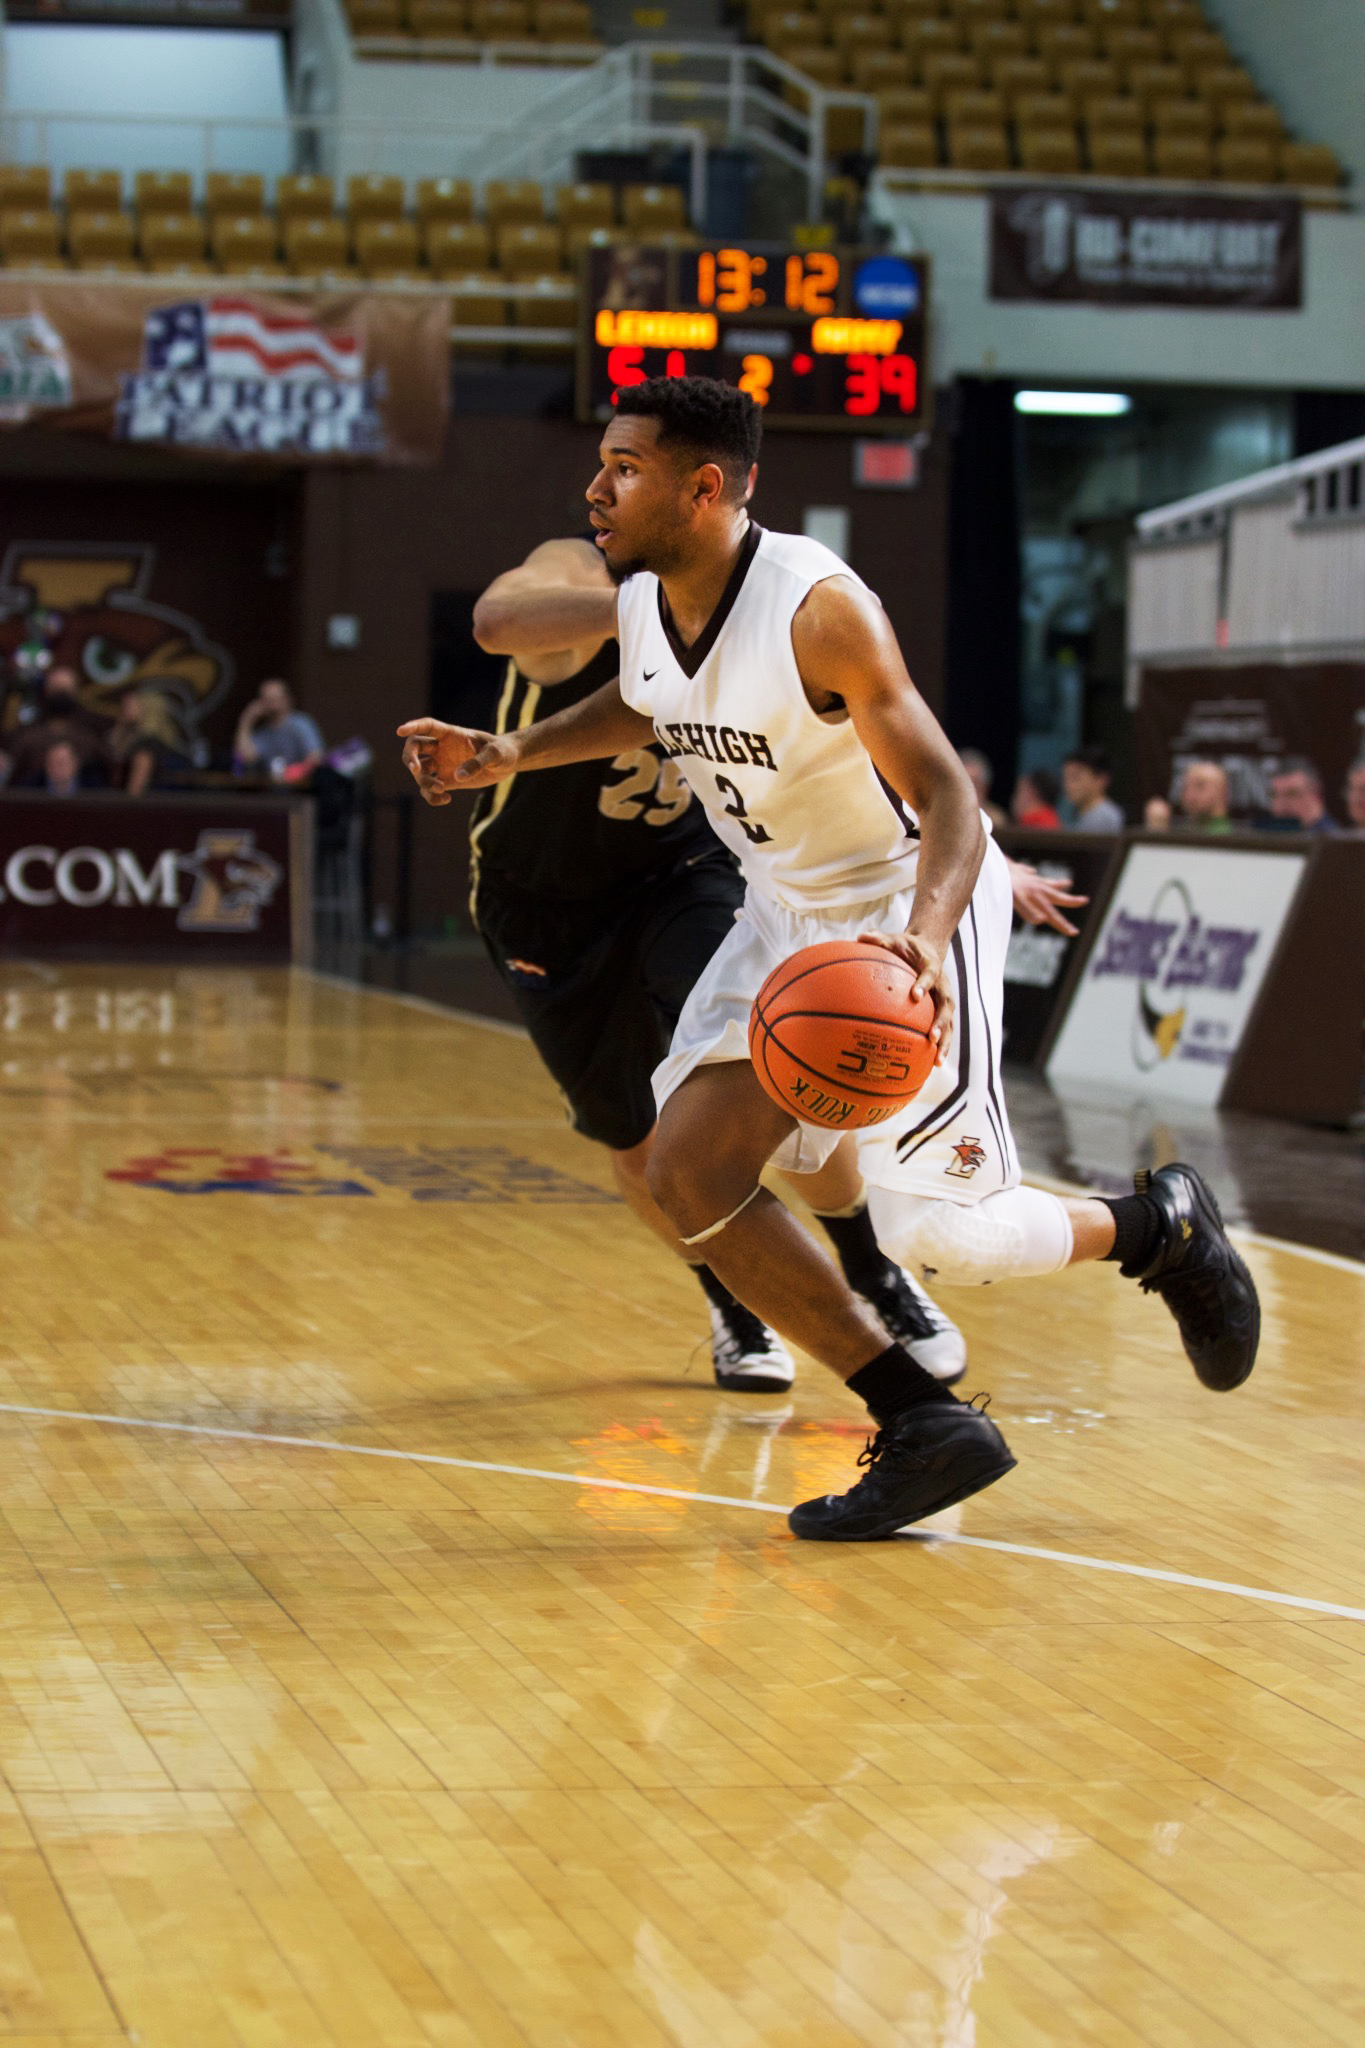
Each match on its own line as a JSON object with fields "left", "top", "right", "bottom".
{"left": 343, "top": 0, "right": 601, "bottom": 58}
{"left": 748, "top": 0, "right": 1344, "bottom": 187}
{"left": 0, "top": 165, "right": 699, "bottom": 345}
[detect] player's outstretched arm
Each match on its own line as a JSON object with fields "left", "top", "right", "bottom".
{"left": 398, "top": 678, "right": 653, "bottom": 802}
{"left": 792, "top": 578, "right": 985, "bottom": 1059}
{"left": 472, "top": 537, "right": 619, "bottom": 683}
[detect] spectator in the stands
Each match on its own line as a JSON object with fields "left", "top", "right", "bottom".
{"left": 4, "top": 665, "right": 105, "bottom": 787}
{"left": 1260, "top": 756, "right": 1340, "bottom": 834}
{"left": 1345, "top": 761, "right": 1365, "bottom": 831}
{"left": 959, "top": 748, "right": 1008, "bottom": 832}
{"left": 1143, "top": 795, "right": 1173, "bottom": 831}
{"left": 1010, "top": 767, "right": 1061, "bottom": 830}
{"left": 234, "top": 678, "right": 324, "bottom": 781}
{"left": 42, "top": 739, "right": 86, "bottom": 797}
{"left": 102, "top": 688, "right": 166, "bottom": 796}
{"left": 1176, "top": 759, "right": 1233, "bottom": 833}
{"left": 1062, "top": 745, "right": 1125, "bottom": 832}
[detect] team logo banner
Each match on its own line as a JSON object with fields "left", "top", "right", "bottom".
{"left": 1046, "top": 842, "right": 1306, "bottom": 1106}
{"left": 0, "top": 280, "right": 449, "bottom": 464}
{"left": 991, "top": 188, "right": 1301, "bottom": 309}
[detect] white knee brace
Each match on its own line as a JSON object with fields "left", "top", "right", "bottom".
{"left": 868, "top": 1185, "right": 1074, "bottom": 1287}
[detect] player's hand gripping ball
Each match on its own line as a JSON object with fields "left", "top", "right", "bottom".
{"left": 749, "top": 941, "right": 938, "bottom": 1130}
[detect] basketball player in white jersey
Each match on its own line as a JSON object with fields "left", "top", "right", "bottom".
{"left": 400, "top": 377, "right": 1259, "bottom": 1541}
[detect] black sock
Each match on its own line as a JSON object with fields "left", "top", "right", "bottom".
{"left": 1100, "top": 1193, "right": 1163, "bottom": 1276}
{"left": 692, "top": 1263, "right": 738, "bottom": 1313}
{"left": 848, "top": 1341, "right": 958, "bottom": 1425}
{"left": 814, "top": 1197, "right": 895, "bottom": 1293}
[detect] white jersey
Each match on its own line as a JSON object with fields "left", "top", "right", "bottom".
{"left": 617, "top": 524, "right": 919, "bottom": 913}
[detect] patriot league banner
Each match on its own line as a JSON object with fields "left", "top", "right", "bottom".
{"left": 0, "top": 280, "right": 450, "bottom": 463}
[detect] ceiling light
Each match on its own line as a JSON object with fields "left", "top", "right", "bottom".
{"left": 1014, "top": 390, "right": 1133, "bottom": 417}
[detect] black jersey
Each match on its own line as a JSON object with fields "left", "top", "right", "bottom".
{"left": 470, "top": 636, "right": 717, "bottom": 905}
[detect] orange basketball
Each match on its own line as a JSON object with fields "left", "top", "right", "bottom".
{"left": 748, "top": 940, "right": 938, "bottom": 1131}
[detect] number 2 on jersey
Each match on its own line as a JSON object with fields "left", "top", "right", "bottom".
{"left": 714, "top": 775, "right": 773, "bottom": 845}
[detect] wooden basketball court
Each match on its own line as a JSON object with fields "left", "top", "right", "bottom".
{"left": 2, "top": 959, "right": 1363, "bottom": 2048}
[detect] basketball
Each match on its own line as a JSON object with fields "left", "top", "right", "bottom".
{"left": 748, "top": 940, "right": 938, "bottom": 1131}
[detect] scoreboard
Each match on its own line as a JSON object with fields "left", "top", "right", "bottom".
{"left": 576, "top": 242, "right": 931, "bottom": 432}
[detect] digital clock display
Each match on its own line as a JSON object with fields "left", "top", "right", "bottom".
{"left": 576, "top": 243, "right": 931, "bottom": 433}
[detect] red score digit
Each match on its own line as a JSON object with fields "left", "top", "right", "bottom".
{"left": 607, "top": 344, "right": 647, "bottom": 389}
{"left": 843, "top": 352, "right": 918, "bottom": 417}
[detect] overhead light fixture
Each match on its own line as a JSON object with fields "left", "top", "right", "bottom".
{"left": 1014, "top": 390, "right": 1133, "bottom": 417}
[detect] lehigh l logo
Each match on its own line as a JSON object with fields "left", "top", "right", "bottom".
{"left": 178, "top": 830, "right": 283, "bottom": 933}
{"left": 945, "top": 1136, "right": 988, "bottom": 1180}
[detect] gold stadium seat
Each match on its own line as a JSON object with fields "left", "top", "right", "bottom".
{"left": 355, "top": 218, "right": 423, "bottom": 276}
{"left": 563, "top": 221, "right": 616, "bottom": 266}
{"left": 409, "top": 0, "right": 468, "bottom": 34}
{"left": 877, "top": 121, "right": 940, "bottom": 169}
{"left": 277, "top": 175, "right": 336, "bottom": 224}
{"left": 424, "top": 219, "right": 494, "bottom": 274}
{"left": 284, "top": 216, "right": 352, "bottom": 275}
{"left": 64, "top": 168, "right": 123, "bottom": 217}
{"left": 764, "top": 8, "right": 824, "bottom": 52}
{"left": 349, "top": 0, "right": 405, "bottom": 29}
{"left": 0, "top": 166, "right": 50, "bottom": 212}
{"left": 1014, "top": 90, "right": 1075, "bottom": 133}
{"left": 535, "top": 0, "right": 596, "bottom": 37}
{"left": 781, "top": 44, "right": 844, "bottom": 101}
{"left": 944, "top": 86, "right": 1007, "bottom": 126}
{"left": 68, "top": 210, "right": 137, "bottom": 267}
{"left": 1170, "top": 27, "right": 1228, "bottom": 73}
{"left": 1153, "top": 130, "right": 1213, "bottom": 179}
{"left": 852, "top": 49, "right": 912, "bottom": 91}
{"left": 1126, "top": 60, "right": 1187, "bottom": 113}
{"left": 1057, "top": 57, "right": 1119, "bottom": 105}
{"left": 920, "top": 50, "right": 983, "bottom": 105}
{"left": 1017, "top": 123, "right": 1082, "bottom": 174}
{"left": 1017, "top": 0, "right": 1083, "bottom": 31}
{"left": 1088, "top": 127, "right": 1148, "bottom": 177}
{"left": 417, "top": 177, "right": 474, "bottom": 225}
{"left": 555, "top": 182, "right": 615, "bottom": 230}
{"left": 496, "top": 221, "right": 563, "bottom": 275}
{"left": 991, "top": 55, "right": 1050, "bottom": 102}
{"left": 1083, "top": 91, "right": 1141, "bottom": 134}
{"left": 347, "top": 174, "right": 406, "bottom": 223}
{"left": 205, "top": 172, "right": 265, "bottom": 218}
{"left": 142, "top": 211, "right": 208, "bottom": 270}
{"left": 949, "top": 0, "right": 1009, "bottom": 29}
{"left": 1278, "top": 141, "right": 1340, "bottom": 189}
{"left": 947, "top": 121, "right": 1011, "bottom": 171}
{"left": 0, "top": 208, "right": 64, "bottom": 265}
{"left": 1147, "top": 0, "right": 1203, "bottom": 35}
{"left": 886, "top": 0, "right": 943, "bottom": 26}
{"left": 1038, "top": 23, "right": 1097, "bottom": 70}
{"left": 1105, "top": 25, "right": 1159, "bottom": 66}
{"left": 471, "top": 0, "right": 531, "bottom": 37}
{"left": 135, "top": 170, "right": 193, "bottom": 221}
{"left": 971, "top": 19, "right": 1027, "bottom": 65}
{"left": 485, "top": 178, "right": 545, "bottom": 227}
{"left": 1221, "top": 101, "right": 1284, "bottom": 142}
{"left": 1215, "top": 135, "right": 1277, "bottom": 183}
{"left": 900, "top": 17, "right": 962, "bottom": 68}
{"left": 212, "top": 214, "right": 280, "bottom": 272}
{"left": 514, "top": 273, "right": 577, "bottom": 337}
{"left": 1151, "top": 96, "right": 1212, "bottom": 139}
{"left": 831, "top": 12, "right": 893, "bottom": 61}
{"left": 1079, "top": 0, "right": 1140, "bottom": 27}
{"left": 1194, "top": 65, "right": 1257, "bottom": 116}
{"left": 621, "top": 183, "right": 688, "bottom": 234}
{"left": 876, "top": 84, "right": 935, "bottom": 127}
{"left": 449, "top": 273, "right": 511, "bottom": 349}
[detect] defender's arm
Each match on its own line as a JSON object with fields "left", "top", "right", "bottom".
{"left": 791, "top": 577, "right": 985, "bottom": 1058}
{"left": 472, "top": 537, "right": 619, "bottom": 684}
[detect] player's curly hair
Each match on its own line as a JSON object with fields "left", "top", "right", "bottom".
{"left": 614, "top": 376, "right": 762, "bottom": 500}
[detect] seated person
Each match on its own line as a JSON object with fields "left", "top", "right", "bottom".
{"left": 42, "top": 738, "right": 89, "bottom": 797}
{"left": 5, "top": 665, "right": 106, "bottom": 787}
{"left": 1258, "top": 756, "right": 1340, "bottom": 835}
{"left": 1011, "top": 767, "right": 1061, "bottom": 829}
{"left": 234, "top": 678, "right": 324, "bottom": 781}
{"left": 1143, "top": 795, "right": 1173, "bottom": 831}
{"left": 959, "top": 747, "right": 1008, "bottom": 832}
{"left": 1176, "top": 758, "right": 1233, "bottom": 833}
{"left": 1062, "top": 746, "right": 1125, "bottom": 831}
{"left": 1346, "top": 761, "right": 1365, "bottom": 832}
{"left": 102, "top": 687, "right": 184, "bottom": 795}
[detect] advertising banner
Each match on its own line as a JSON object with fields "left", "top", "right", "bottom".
{"left": 990, "top": 187, "right": 1301, "bottom": 309}
{"left": 1046, "top": 841, "right": 1306, "bottom": 1105}
{"left": 1135, "top": 663, "right": 1365, "bottom": 822}
{"left": 0, "top": 793, "right": 307, "bottom": 957}
{"left": 0, "top": 281, "right": 450, "bottom": 463}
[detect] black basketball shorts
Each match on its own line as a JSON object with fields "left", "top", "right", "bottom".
{"left": 474, "top": 849, "right": 745, "bottom": 1152}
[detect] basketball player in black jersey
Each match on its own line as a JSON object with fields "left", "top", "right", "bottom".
{"left": 461, "top": 530, "right": 968, "bottom": 1392}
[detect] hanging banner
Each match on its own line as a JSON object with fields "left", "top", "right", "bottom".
{"left": 1046, "top": 840, "right": 1306, "bottom": 1105}
{"left": 0, "top": 280, "right": 450, "bottom": 464}
{"left": 990, "top": 187, "right": 1301, "bottom": 309}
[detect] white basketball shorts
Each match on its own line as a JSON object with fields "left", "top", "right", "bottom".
{"left": 651, "top": 836, "right": 1021, "bottom": 1199}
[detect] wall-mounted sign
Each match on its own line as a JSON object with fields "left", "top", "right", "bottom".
{"left": 990, "top": 188, "right": 1301, "bottom": 309}
{"left": 1046, "top": 841, "right": 1306, "bottom": 1104}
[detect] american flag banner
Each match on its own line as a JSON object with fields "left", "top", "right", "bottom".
{"left": 0, "top": 278, "right": 450, "bottom": 466}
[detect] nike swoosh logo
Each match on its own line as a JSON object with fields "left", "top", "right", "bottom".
{"left": 643, "top": 668, "right": 658, "bottom": 681}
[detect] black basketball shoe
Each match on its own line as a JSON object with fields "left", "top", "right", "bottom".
{"left": 1131, "top": 1163, "right": 1260, "bottom": 1391}
{"left": 853, "top": 1264, "right": 966, "bottom": 1384}
{"left": 708, "top": 1293, "right": 795, "bottom": 1394}
{"left": 788, "top": 1398, "right": 1016, "bottom": 1541}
